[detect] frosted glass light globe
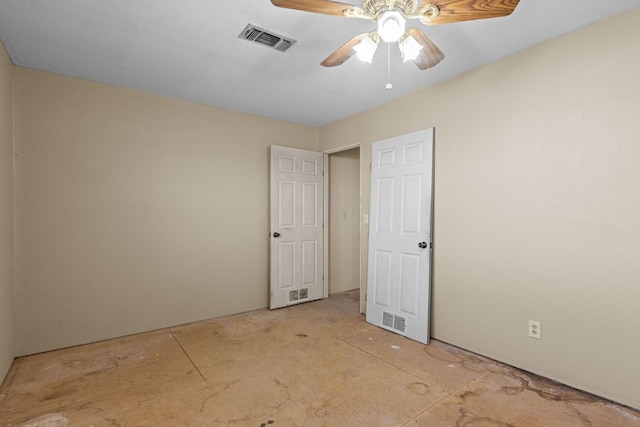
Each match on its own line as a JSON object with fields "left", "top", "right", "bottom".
{"left": 377, "top": 11, "right": 406, "bottom": 43}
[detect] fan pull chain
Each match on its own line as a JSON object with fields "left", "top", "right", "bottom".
{"left": 385, "top": 42, "right": 393, "bottom": 90}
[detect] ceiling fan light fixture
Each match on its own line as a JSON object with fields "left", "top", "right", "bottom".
{"left": 377, "top": 11, "right": 406, "bottom": 43}
{"left": 399, "top": 34, "right": 422, "bottom": 62}
{"left": 354, "top": 34, "right": 379, "bottom": 63}
{"left": 271, "top": 0, "right": 521, "bottom": 71}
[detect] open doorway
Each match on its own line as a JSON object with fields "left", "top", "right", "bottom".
{"left": 328, "top": 147, "right": 360, "bottom": 295}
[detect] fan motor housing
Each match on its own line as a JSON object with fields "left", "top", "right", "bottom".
{"left": 362, "top": 0, "right": 418, "bottom": 16}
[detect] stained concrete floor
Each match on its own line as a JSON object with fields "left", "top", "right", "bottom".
{"left": 1, "top": 290, "right": 639, "bottom": 426}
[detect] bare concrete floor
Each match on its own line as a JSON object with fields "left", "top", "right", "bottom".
{"left": 1, "top": 290, "right": 638, "bottom": 426}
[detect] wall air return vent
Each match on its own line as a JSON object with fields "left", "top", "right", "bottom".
{"left": 239, "top": 24, "right": 296, "bottom": 52}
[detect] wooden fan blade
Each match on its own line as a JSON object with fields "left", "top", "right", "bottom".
{"left": 405, "top": 28, "right": 444, "bottom": 70}
{"left": 271, "top": 0, "right": 363, "bottom": 17}
{"left": 419, "top": 0, "right": 520, "bottom": 25}
{"left": 321, "top": 34, "right": 365, "bottom": 67}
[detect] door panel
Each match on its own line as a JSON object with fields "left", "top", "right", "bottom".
{"left": 399, "top": 253, "right": 420, "bottom": 315}
{"left": 279, "top": 181, "right": 295, "bottom": 227}
{"left": 302, "top": 183, "right": 318, "bottom": 226}
{"left": 373, "top": 250, "right": 393, "bottom": 307}
{"left": 366, "top": 129, "right": 434, "bottom": 344}
{"left": 270, "top": 145, "right": 325, "bottom": 309}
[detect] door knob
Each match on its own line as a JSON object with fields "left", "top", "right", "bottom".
{"left": 418, "top": 241, "right": 428, "bottom": 249}
{"left": 273, "top": 232, "right": 281, "bottom": 238}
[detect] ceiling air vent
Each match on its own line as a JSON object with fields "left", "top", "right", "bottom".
{"left": 239, "top": 24, "right": 296, "bottom": 52}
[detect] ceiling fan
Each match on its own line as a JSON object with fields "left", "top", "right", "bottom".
{"left": 270, "top": 0, "right": 520, "bottom": 70}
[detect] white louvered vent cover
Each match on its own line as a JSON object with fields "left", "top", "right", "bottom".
{"left": 383, "top": 312, "right": 394, "bottom": 328}
{"left": 288, "top": 288, "right": 309, "bottom": 303}
{"left": 239, "top": 24, "right": 296, "bottom": 52}
{"left": 382, "top": 312, "right": 407, "bottom": 333}
{"left": 394, "top": 315, "right": 406, "bottom": 333}
{"left": 289, "top": 290, "right": 299, "bottom": 302}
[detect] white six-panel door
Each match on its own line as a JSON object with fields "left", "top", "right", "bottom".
{"left": 366, "top": 129, "right": 434, "bottom": 344}
{"left": 270, "top": 145, "right": 325, "bottom": 309}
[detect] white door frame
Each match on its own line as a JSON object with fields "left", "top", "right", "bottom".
{"left": 323, "top": 154, "right": 329, "bottom": 298}
{"left": 323, "top": 143, "right": 361, "bottom": 300}
{"left": 268, "top": 143, "right": 362, "bottom": 308}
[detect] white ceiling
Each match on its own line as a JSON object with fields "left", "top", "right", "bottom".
{"left": 0, "top": 0, "right": 639, "bottom": 127}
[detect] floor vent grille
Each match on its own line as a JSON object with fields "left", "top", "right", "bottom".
{"left": 239, "top": 24, "right": 296, "bottom": 52}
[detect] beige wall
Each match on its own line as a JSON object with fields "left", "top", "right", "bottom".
{"left": 319, "top": 9, "right": 640, "bottom": 409}
{"left": 0, "top": 39, "right": 14, "bottom": 382}
{"left": 328, "top": 147, "right": 360, "bottom": 294}
{"left": 14, "top": 68, "right": 318, "bottom": 355}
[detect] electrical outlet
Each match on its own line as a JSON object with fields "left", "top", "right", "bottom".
{"left": 529, "top": 320, "right": 541, "bottom": 339}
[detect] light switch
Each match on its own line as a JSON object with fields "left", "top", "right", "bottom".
{"left": 363, "top": 214, "right": 369, "bottom": 224}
